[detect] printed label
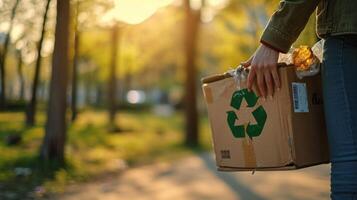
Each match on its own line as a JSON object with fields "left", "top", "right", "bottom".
{"left": 292, "top": 82, "right": 309, "bottom": 113}
{"left": 220, "top": 150, "right": 231, "bottom": 159}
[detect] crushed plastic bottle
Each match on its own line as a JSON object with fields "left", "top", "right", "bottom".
{"left": 312, "top": 39, "right": 324, "bottom": 62}
{"left": 227, "top": 65, "right": 249, "bottom": 90}
{"left": 278, "top": 49, "right": 293, "bottom": 65}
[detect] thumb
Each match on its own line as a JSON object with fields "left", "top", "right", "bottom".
{"left": 241, "top": 55, "right": 253, "bottom": 68}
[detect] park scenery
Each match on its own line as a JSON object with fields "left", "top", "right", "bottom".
{"left": 0, "top": 0, "right": 329, "bottom": 199}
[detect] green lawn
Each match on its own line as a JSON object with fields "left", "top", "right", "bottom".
{"left": 0, "top": 110, "right": 212, "bottom": 199}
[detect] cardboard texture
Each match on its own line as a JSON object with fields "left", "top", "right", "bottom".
{"left": 202, "top": 65, "right": 330, "bottom": 171}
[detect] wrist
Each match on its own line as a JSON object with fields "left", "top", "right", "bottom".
{"left": 260, "top": 40, "right": 283, "bottom": 53}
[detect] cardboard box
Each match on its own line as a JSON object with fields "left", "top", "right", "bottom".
{"left": 202, "top": 65, "right": 330, "bottom": 171}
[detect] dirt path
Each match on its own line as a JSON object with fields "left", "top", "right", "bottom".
{"left": 57, "top": 152, "right": 330, "bottom": 200}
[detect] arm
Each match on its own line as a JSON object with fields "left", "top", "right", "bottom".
{"left": 261, "top": 0, "right": 321, "bottom": 53}
{"left": 243, "top": 0, "right": 320, "bottom": 99}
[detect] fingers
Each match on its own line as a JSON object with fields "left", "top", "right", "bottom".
{"left": 264, "top": 70, "right": 273, "bottom": 99}
{"left": 246, "top": 62, "right": 279, "bottom": 99}
{"left": 243, "top": 43, "right": 280, "bottom": 100}
{"left": 251, "top": 79, "right": 260, "bottom": 97}
{"left": 271, "top": 67, "right": 281, "bottom": 91}
{"left": 243, "top": 56, "right": 255, "bottom": 92}
{"left": 247, "top": 69, "right": 261, "bottom": 97}
{"left": 256, "top": 70, "right": 266, "bottom": 99}
{"left": 247, "top": 68, "right": 256, "bottom": 92}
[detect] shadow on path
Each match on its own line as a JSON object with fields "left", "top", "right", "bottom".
{"left": 198, "top": 152, "right": 267, "bottom": 200}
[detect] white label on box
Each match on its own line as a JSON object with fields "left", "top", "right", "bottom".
{"left": 292, "top": 82, "right": 309, "bottom": 113}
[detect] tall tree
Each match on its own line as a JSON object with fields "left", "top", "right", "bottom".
{"left": 184, "top": 0, "right": 202, "bottom": 147}
{"left": 15, "top": 49, "right": 25, "bottom": 101}
{"left": 71, "top": 0, "right": 80, "bottom": 122}
{"left": 40, "top": 0, "right": 70, "bottom": 163}
{"left": 108, "top": 23, "right": 120, "bottom": 127}
{"left": 13, "top": 32, "right": 26, "bottom": 101}
{"left": 0, "top": 0, "right": 21, "bottom": 109}
{"left": 26, "top": 0, "right": 52, "bottom": 126}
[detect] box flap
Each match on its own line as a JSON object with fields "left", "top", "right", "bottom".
{"left": 201, "top": 73, "right": 232, "bottom": 84}
{"left": 201, "top": 63, "right": 289, "bottom": 84}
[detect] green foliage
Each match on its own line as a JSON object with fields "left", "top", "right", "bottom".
{"left": 0, "top": 110, "right": 211, "bottom": 197}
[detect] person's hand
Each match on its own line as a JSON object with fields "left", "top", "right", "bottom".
{"left": 241, "top": 43, "right": 281, "bottom": 99}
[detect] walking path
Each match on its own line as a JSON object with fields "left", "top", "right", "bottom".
{"left": 57, "top": 152, "right": 330, "bottom": 200}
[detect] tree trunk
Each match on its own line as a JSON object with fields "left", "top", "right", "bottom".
{"left": 16, "top": 50, "right": 25, "bottom": 101}
{"left": 108, "top": 24, "right": 120, "bottom": 126}
{"left": 184, "top": 0, "right": 201, "bottom": 147}
{"left": 26, "top": 0, "right": 51, "bottom": 126}
{"left": 40, "top": 0, "right": 70, "bottom": 163}
{"left": 0, "top": 0, "right": 20, "bottom": 109}
{"left": 71, "top": 1, "right": 80, "bottom": 122}
{"left": 71, "top": 32, "right": 79, "bottom": 122}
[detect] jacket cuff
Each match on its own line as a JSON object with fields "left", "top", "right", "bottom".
{"left": 260, "top": 40, "right": 284, "bottom": 53}
{"left": 260, "top": 25, "right": 295, "bottom": 53}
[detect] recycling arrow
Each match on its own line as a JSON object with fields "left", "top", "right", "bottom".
{"left": 226, "top": 88, "right": 267, "bottom": 139}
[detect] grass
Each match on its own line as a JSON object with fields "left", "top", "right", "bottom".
{"left": 0, "top": 109, "right": 212, "bottom": 199}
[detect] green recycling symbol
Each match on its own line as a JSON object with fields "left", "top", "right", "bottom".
{"left": 226, "top": 88, "right": 267, "bottom": 139}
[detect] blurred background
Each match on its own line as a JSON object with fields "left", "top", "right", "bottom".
{"left": 0, "top": 0, "right": 327, "bottom": 199}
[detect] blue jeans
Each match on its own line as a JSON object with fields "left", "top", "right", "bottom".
{"left": 322, "top": 35, "right": 357, "bottom": 200}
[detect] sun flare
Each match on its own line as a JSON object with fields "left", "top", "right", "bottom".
{"left": 103, "top": 0, "right": 174, "bottom": 25}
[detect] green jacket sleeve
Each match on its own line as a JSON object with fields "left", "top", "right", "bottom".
{"left": 261, "top": 0, "right": 320, "bottom": 53}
